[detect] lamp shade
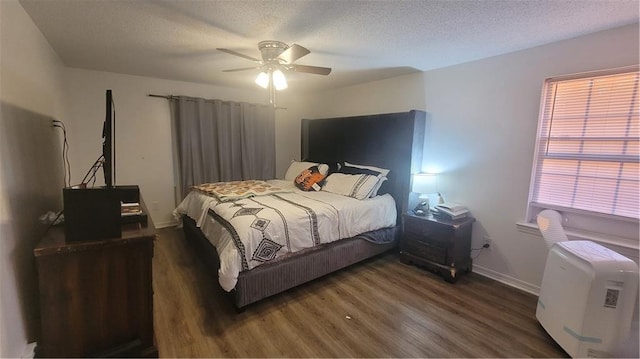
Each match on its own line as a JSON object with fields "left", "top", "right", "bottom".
{"left": 412, "top": 172, "right": 437, "bottom": 194}
{"left": 255, "top": 72, "right": 269, "bottom": 89}
{"left": 272, "top": 70, "right": 288, "bottom": 90}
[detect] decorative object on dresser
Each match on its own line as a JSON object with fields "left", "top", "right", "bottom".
{"left": 180, "top": 110, "right": 427, "bottom": 309}
{"left": 400, "top": 212, "right": 475, "bottom": 283}
{"left": 34, "top": 204, "right": 157, "bottom": 357}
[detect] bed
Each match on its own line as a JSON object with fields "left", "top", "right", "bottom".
{"left": 178, "top": 110, "right": 426, "bottom": 309}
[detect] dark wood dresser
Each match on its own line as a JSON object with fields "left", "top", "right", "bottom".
{"left": 34, "top": 216, "right": 157, "bottom": 357}
{"left": 400, "top": 212, "right": 475, "bottom": 282}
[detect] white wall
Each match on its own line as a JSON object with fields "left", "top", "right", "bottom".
{"left": 0, "top": 1, "right": 66, "bottom": 357}
{"left": 63, "top": 68, "right": 309, "bottom": 227}
{"left": 421, "top": 23, "right": 639, "bottom": 291}
{"left": 305, "top": 72, "right": 426, "bottom": 118}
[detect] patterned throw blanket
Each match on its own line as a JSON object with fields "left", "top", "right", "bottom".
{"left": 191, "top": 180, "right": 290, "bottom": 202}
{"left": 202, "top": 190, "right": 341, "bottom": 272}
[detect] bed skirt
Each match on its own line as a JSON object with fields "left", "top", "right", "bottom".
{"left": 181, "top": 215, "right": 398, "bottom": 309}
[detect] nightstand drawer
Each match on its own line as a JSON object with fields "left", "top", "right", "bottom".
{"left": 401, "top": 237, "right": 447, "bottom": 264}
{"left": 403, "top": 230, "right": 448, "bottom": 248}
{"left": 404, "top": 217, "right": 451, "bottom": 239}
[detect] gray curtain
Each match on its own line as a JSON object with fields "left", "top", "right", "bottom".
{"left": 169, "top": 96, "right": 275, "bottom": 202}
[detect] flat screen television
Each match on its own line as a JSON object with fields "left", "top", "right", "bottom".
{"left": 102, "top": 89, "right": 115, "bottom": 189}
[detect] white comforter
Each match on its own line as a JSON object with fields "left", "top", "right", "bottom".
{"left": 175, "top": 179, "right": 397, "bottom": 291}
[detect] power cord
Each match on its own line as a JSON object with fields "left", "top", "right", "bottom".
{"left": 53, "top": 119, "right": 106, "bottom": 188}
{"left": 42, "top": 209, "right": 64, "bottom": 236}
{"left": 471, "top": 243, "right": 490, "bottom": 259}
{"left": 79, "top": 154, "right": 104, "bottom": 187}
{"left": 52, "top": 120, "right": 71, "bottom": 187}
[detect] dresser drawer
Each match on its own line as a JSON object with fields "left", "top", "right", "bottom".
{"left": 401, "top": 237, "right": 447, "bottom": 264}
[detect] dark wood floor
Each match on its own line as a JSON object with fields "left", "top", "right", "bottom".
{"left": 153, "top": 227, "right": 568, "bottom": 358}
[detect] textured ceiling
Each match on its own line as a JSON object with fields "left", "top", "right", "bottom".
{"left": 19, "top": 0, "right": 640, "bottom": 92}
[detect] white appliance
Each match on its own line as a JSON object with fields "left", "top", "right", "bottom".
{"left": 536, "top": 240, "right": 639, "bottom": 358}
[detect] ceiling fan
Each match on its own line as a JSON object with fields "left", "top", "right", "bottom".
{"left": 217, "top": 41, "right": 332, "bottom": 93}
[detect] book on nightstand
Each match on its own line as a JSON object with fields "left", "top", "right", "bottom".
{"left": 435, "top": 202, "right": 469, "bottom": 220}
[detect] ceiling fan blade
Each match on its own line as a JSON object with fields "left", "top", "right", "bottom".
{"left": 222, "top": 66, "right": 260, "bottom": 72}
{"left": 291, "top": 64, "right": 332, "bottom": 75}
{"left": 277, "top": 44, "right": 310, "bottom": 64}
{"left": 217, "top": 48, "right": 260, "bottom": 62}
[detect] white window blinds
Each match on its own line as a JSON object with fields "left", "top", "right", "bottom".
{"left": 530, "top": 69, "right": 639, "bottom": 221}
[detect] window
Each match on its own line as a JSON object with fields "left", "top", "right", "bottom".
{"left": 527, "top": 67, "right": 639, "bottom": 244}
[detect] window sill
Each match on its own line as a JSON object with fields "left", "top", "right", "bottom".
{"left": 516, "top": 221, "right": 639, "bottom": 251}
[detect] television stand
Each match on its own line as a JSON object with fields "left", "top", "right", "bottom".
{"left": 34, "top": 204, "right": 157, "bottom": 357}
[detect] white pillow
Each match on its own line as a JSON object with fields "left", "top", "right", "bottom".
{"left": 284, "top": 160, "right": 329, "bottom": 181}
{"left": 369, "top": 176, "right": 387, "bottom": 198}
{"left": 322, "top": 173, "right": 382, "bottom": 200}
{"left": 344, "top": 161, "right": 390, "bottom": 177}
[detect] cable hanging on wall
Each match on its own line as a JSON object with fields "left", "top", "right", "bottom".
{"left": 52, "top": 120, "right": 71, "bottom": 188}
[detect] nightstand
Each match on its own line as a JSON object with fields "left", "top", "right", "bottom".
{"left": 400, "top": 212, "right": 475, "bottom": 283}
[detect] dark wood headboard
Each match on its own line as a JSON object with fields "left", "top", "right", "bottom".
{"left": 301, "top": 110, "right": 426, "bottom": 225}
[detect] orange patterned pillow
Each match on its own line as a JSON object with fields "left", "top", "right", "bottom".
{"left": 294, "top": 166, "right": 326, "bottom": 191}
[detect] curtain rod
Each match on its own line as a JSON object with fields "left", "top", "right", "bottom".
{"left": 147, "top": 93, "right": 286, "bottom": 109}
{"left": 148, "top": 94, "right": 172, "bottom": 99}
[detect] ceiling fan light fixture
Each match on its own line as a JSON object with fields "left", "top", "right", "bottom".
{"left": 272, "top": 69, "right": 288, "bottom": 91}
{"left": 219, "top": 41, "right": 330, "bottom": 101}
{"left": 255, "top": 71, "right": 269, "bottom": 89}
